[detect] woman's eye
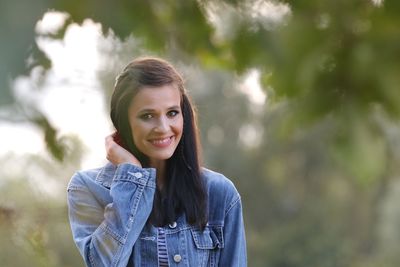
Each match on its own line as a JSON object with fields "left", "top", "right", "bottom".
{"left": 140, "top": 113, "right": 153, "bottom": 120}
{"left": 167, "top": 110, "right": 180, "bottom": 117}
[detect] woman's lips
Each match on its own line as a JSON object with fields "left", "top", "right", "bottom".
{"left": 149, "top": 136, "right": 174, "bottom": 148}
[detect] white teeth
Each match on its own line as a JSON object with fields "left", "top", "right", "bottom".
{"left": 151, "top": 137, "right": 171, "bottom": 144}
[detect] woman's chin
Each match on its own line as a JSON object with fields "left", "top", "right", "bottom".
{"left": 147, "top": 151, "right": 175, "bottom": 162}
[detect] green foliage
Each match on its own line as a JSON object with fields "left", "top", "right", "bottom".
{"left": 32, "top": 114, "right": 67, "bottom": 162}
{"left": 2, "top": 0, "right": 400, "bottom": 158}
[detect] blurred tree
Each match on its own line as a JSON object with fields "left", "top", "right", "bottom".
{"left": 188, "top": 68, "right": 400, "bottom": 266}
{"left": 0, "top": 135, "right": 84, "bottom": 266}
{"left": 1, "top": 0, "right": 399, "bottom": 160}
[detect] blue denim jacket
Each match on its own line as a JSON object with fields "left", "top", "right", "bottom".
{"left": 67, "top": 163, "right": 247, "bottom": 266}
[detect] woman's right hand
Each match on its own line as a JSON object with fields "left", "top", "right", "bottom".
{"left": 105, "top": 134, "right": 142, "bottom": 167}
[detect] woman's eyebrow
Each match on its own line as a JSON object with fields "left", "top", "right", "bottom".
{"left": 167, "top": 105, "right": 181, "bottom": 110}
{"left": 137, "top": 108, "right": 155, "bottom": 114}
{"left": 137, "top": 105, "right": 180, "bottom": 114}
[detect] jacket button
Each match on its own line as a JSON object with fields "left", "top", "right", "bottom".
{"left": 133, "top": 172, "right": 143, "bottom": 178}
{"left": 173, "top": 254, "right": 182, "bottom": 263}
{"left": 168, "top": 222, "right": 177, "bottom": 229}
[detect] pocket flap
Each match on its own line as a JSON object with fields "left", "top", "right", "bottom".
{"left": 190, "top": 226, "right": 224, "bottom": 249}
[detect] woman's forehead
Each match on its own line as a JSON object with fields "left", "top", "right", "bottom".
{"left": 129, "top": 84, "right": 181, "bottom": 112}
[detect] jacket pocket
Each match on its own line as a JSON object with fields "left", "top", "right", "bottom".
{"left": 189, "top": 226, "right": 224, "bottom": 267}
{"left": 190, "top": 226, "right": 224, "bottom": 249}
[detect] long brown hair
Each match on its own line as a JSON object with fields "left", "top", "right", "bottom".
{"left": 110, "top": 57, "right": 207, "bottom": 228}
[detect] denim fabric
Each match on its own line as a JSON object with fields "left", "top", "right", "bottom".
{"left": 67, "top": 162, "right": 247, "bottom": 267}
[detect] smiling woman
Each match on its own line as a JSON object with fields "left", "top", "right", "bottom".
{"left": 67, "top": 57, "right": 247, "bottom": 266}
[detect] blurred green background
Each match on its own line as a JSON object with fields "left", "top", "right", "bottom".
{"left": 1, "top": 0, "right": 400, "bottom": 266}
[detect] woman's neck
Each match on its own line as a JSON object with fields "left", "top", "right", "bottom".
{"left": 149, "top": 159, "right": 166, "bottom": 190}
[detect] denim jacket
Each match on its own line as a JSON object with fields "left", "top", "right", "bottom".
{"left": 67, "top": 163, "right": 247, "bottom": 267}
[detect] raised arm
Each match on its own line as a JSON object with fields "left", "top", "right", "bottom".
{"left": 67, "top": 164, "right": 156, "bottom": 267}
{"left": 67, "top": 135, "right": 155, "bottom": 267}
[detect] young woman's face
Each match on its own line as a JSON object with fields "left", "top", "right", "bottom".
{"left": 128, "top": 84, "right": 183, "bottom": 164}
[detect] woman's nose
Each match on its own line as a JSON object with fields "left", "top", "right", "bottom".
{"left": 154, "top": 116, "right": 169, "bottom": 132}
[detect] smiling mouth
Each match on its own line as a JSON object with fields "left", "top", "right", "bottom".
{"left": 149, "top": 136, "right": 174, "bottom": 148}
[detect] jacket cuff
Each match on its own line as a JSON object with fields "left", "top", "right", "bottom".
{"left": 113, "top": 163, "right": 156, "bottom": 188}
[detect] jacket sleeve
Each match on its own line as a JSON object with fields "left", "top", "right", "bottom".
{"left": 219, "top": 196, "right": 247, "bottom": 266}
{"left": 67, "top": 163, "right": 156, "bottom": 267}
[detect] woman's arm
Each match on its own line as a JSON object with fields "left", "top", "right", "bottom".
{"left": 68, "top": 164, "right": 156, "bottom": 267}
{"left": 67, "top": 135, "right": 155, "bottom": 267}
{"left": 219, "top": 196, "right": 247, "bottom": 266}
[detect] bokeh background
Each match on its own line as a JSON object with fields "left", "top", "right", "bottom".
{"left": 1, "top": 0, "right": 400, "bottom": 266}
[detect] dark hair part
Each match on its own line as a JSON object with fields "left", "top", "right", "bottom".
{"left": 110, "top": 57, "right": 207, "bottom": 228}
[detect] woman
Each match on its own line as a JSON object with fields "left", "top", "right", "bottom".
{"left": 67, "top": 57, "right": 247, "bottom": 267}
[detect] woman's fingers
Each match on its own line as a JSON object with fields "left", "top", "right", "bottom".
{"left": 105, "top": 134, "right": 142, "bottom": 167}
